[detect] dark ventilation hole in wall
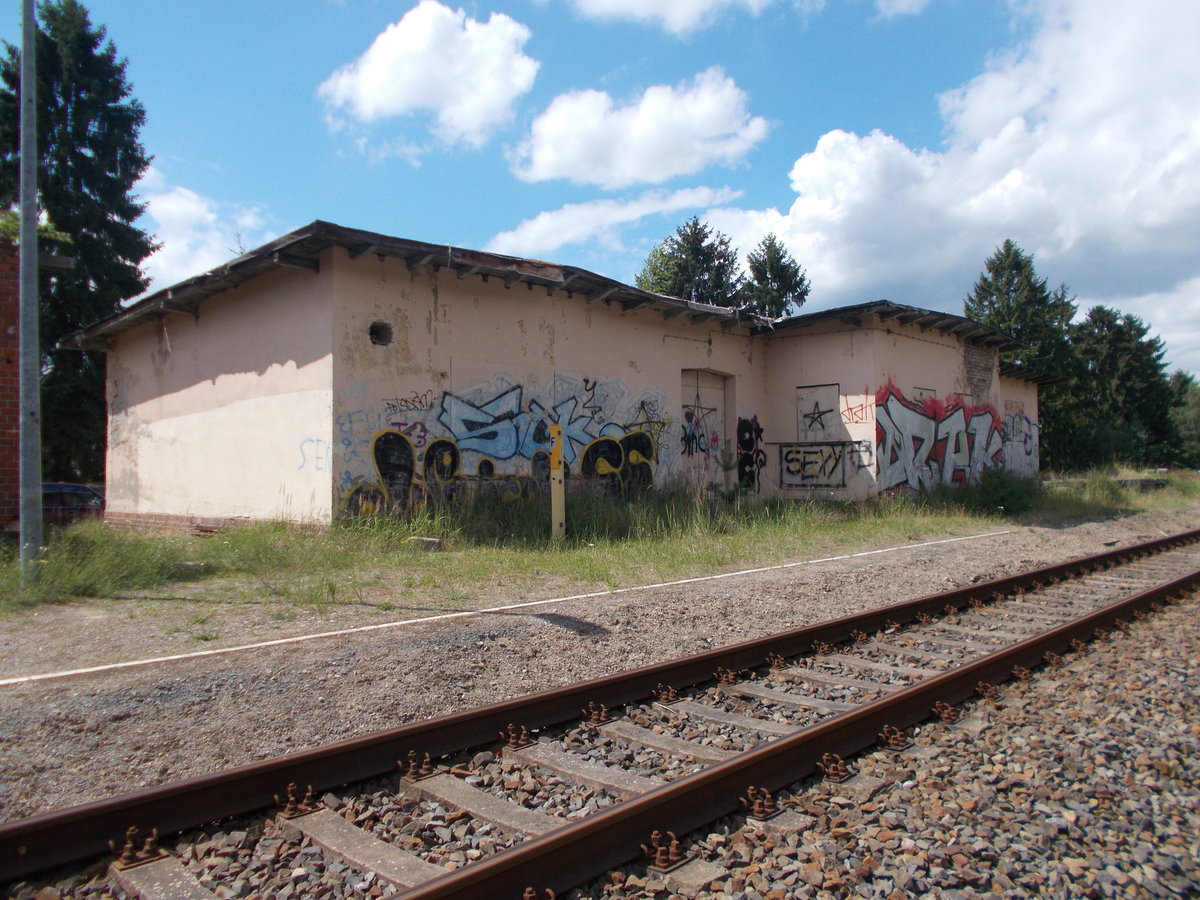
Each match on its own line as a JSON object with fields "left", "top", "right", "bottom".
{"left": 369, "top": 321, "right": 394, "bottom": 346}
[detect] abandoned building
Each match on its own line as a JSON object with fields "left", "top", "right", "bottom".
{"left": 66, "top": 221, "right": 1043, "bottom": 528}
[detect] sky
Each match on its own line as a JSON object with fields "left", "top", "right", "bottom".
{"left": 4, "top": 0, "right": 1199, "bottom": 373}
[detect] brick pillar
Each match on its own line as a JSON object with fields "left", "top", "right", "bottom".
{"left": 0, "top": 242, "right": 19, "bottom": 527}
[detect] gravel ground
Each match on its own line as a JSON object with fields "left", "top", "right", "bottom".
{"left": 578, "top": 590, "right": 1200, "bottom": 899}
{"left": 0, "top": 508, "right": 1196, "bottom": 832}
{"left": 1, "top": 508, "right": 1197, "bottom": 899}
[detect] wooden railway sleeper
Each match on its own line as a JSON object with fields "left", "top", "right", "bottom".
{"left": 4, "top": 528, "right": 1195, "bottom": 888}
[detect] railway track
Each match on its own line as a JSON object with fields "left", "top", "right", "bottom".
{"left": 3, "top": 529, "right": 1198, "bottom": 898}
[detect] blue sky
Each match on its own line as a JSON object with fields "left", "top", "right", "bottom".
{"left": 5, "top": 0, "right": 1199, "bottom": 373}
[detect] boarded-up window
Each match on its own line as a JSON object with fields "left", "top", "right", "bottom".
{"left": 796, "top": 383, "right": 840, "bottom": 440}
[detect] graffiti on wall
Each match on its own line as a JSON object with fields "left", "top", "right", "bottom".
{"left": 796, "top": 383, "right": 841, "bottom": 442}
{"left": 383, "top": 390, "right": 436, "bottom": 415}
{"left": 681, "top": 403, "right": 718, "bottom": 457}
{"left": 779, "top": 440, "right": 872, "bottom": 488}
{"left": 1002, "top": 402, "right": 1040, "bottom": 477}
{"left": 297, "top": 438, "right": 333, "bottom": 472}
{"left": 736, "top": 416, "right": 766, "bottom": 489}
{"left": 341, "top": 375, "right": 672, "bottom": 514}
{"left": 875, "top": 383, "right": 1005, "bottom": 492}
{"left": 841, "top": 398, "right": 870, "bottom": 425}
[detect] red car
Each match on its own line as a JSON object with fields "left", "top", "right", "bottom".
{"left": 42, "top": 482, "right": 105, "bottom": 525}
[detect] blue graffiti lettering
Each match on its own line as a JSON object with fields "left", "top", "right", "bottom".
{"left": 437, "top": 386, "right": 523, "bottom": 458}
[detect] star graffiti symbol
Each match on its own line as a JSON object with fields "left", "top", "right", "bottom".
{"left": 803, "top": 402, "right": 834, "bottom": 430}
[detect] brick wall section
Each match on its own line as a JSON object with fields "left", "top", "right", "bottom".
{"left": 0, "top": 243, "right": 18, "bottom": 527}
{"left": 963, "top": 343, "right": 995, "bottom": 400}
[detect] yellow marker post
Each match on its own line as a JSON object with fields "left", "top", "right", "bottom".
{"left": 549, "top": 423, "right": 565, "bottom": 541}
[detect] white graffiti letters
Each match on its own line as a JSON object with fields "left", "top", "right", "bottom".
{"left": 875, "top": 388, "right": 1007, "bottom": 492}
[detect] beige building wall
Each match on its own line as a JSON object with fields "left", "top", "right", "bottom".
{"left": 758, "top": 313, "right": 1041, "bottom": 499}
{"left": 105, "top": 263, "right": 336, "bottom": 524}
{"left": 324, "top": 248, "right": 766, "bottom": 513}
{"left": 759, "top": 322, "right": 879, "bottom": 499}
{"left": 997, "top": 375, "right": 1041, "bottom": 478}
{"left": 101, "top": 240, "right": 1042, "bottom": 524}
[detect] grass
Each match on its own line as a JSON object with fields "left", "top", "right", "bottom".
{"left": 2, "top": 470, "right": 1197, "bottom": 614}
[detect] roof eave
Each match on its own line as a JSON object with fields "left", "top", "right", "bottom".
{"left": 64, "top": 220, "right": 755, "bottom": 351}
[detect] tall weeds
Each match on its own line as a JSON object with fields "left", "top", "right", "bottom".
{"left": 3, "top": 471, "right": 1195, "bottom": 609}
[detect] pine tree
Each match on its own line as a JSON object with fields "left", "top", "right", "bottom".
{"left": 1068, "top": 307, "right": 1174, "bottom": 466}
{"left": 0, "top": 0, "right": 155, "bottom": 481}
{"left": 636, "top": 217, "right": 743, "bottom": 308}
{"left": 742, "top": 233, "right": 809, "bottom": 317}
{"left": 964, "top": 240, "right": 1076, "bottom": 372}
{"left": 1168, "top": 371, "right": 1200, "bottom": 467}
{"left": 964, "top": 240, "right": 1080, "bottom": 470}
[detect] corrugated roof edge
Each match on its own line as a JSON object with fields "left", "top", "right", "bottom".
{"left": 758, "top": 299, "right": 1024, "bottom": 353}
{"left": 61, "top": 220, "right": 769, "bottom": 351}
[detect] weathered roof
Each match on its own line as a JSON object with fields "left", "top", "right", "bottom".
{"left": 761, "top": 299, "right": 1023, "bottom": 352}
{"left": 65, "top": 220, "right": 760, "bottom": 351}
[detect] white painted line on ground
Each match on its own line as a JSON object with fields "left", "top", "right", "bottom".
{"left": 1, "top": 529, "right": 1012, "bottom": 687}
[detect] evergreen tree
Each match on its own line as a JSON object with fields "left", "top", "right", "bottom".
{"left": 1168, "top": 370, "right": 1200, "bottom": 467}
{"left": 0, "top": 0, "right": 155, "bottom": 481}
{"left": 636, "top": 217, "right": 742, "bottom": 308}
{"left": 964, "top": 240, "right": 1077, "bottom": 371}
{"left": 1068, "top": 307, "right": 1175, "bottom": 466}
{"left": 742, "top": 233, "right": 809, "bottom": 317}
{"left": 963, "top": 240, "right": 1080, "bottom": 470}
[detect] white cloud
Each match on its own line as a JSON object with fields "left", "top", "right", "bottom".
{"left": 1097, "top": 277, "right": 1200, "bottom": 374}
{"left": 137, "top": 169, "right": 275, "bottom": 293}
{"left": 486, "top": 186, "right": 743, "bottom": 258}
{"left": 318, "top": 0, "right": 538, "bottom": 148}
{"left": 570, "top": 0, "right": 823, "bottom": 34}
{"left": 873, "top": 0, "right": 932, "bottom": 18}
{"left": 702, "top": 0, "right": 1200, "bottom": 371}
{"left": 511, "top": 68, "right": 769, "bottom": 189}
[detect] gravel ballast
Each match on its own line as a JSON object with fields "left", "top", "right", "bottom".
{"left": 0, "top": 508, "right": 1197, "bottom": 898}
{"left": 581, "top": 592, "right": 1200, "bottom": 899}
{"left": 0, "top": 509, "right": 1197, "bottom": 826}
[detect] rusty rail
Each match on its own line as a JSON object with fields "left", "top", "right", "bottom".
{"left": 400, "top": 570, "right": 1200, "bottom": 897}
{"left": 1, "top": 528, "right": 1197, "bottom": 881}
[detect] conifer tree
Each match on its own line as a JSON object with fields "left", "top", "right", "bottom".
{"left": 964, "top": 240, "right": 1079, "bottom": 470}
{"left": 0, "top": 0, "right": 155, "bottom": 481}
{"left": 743, "top": 233, "right": 809, "bottom": 317}
{"left": 636, "top": 217, "right": 743, "bottom": 308}
{"left": 964, "top": 240, "right": 1076, "bottom": 373}
{"left": 1068, "top": 307, "right": 1174, "bottom": 466}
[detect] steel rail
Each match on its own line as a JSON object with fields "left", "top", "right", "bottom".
{"left": 401, "top": 567, "right": 1200, "bottom": 899}
{"left": 1, "top": 529, "right": 1197, "bottom": 880}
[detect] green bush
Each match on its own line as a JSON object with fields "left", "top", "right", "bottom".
{"left": 968, "top": 468, "right": 1045, "bottom": 515}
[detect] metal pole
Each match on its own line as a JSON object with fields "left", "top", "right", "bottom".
{"left": 549, "top": 424, "right": 565, "bottom": 541}
{"left": 18, "top": 0, "right": 42, "bottom": 588}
